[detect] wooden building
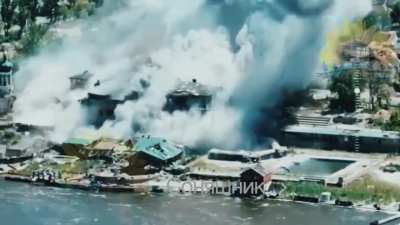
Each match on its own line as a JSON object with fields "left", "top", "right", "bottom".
{"left": 239, "top": 164, "right": 273, "bottom": 196}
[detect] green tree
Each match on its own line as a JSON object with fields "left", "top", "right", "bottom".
{"left": 383, "top": 109, "right": 400, "bottom": 131}
{"left": 1, "top": 0, "right": 17, "bottom": 39}
{"left": 364, "top": 9, "right": 392, "bottom": 31}
{"left": 330, "top": 71, "right": 356, "bottom": 112}
{"left": 42, "top": 0, "right": 61, "bottom": 23}
{"left": 15, "top": 0, "right": 32, "bottom": 39}
{"left": 329, "top": 70, "right": 367, "bottom": 112}
{"left": 20, "top": 21, "right": 48, "bottom": 55}
{"left": 376, "top": 83, "right": 393, "bottom": 109}
{"left": 27, "top": 0, "right": 39, "bottom": 21}
{"left": 391, "top": 2, "right": 400, "bottom": 24}
{"left": 91, "top": 0, "right": 104, "bottom": 8}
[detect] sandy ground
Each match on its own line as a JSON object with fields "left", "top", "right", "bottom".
{"left": 370, "top": 155, "right": 400, "bottom": 187}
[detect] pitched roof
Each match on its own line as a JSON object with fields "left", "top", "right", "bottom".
{"left": 168, "top": 79, "right": 217, "bottom": 97}
{"left": 64, "top": 138, "right": 93, "bottom": 146}
{"left": 241, "top": 164, "right": 273, "bottom": 177}
{"left": 69, "top": 70, "right": 93, "bottom": 80}
{"left": 134, "top": 136, "right": 183, "bottom": 161}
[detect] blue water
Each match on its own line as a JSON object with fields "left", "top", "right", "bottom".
{"left": 286, "top": 158, "right": 355, "bottom": 177}
{"left": 0, "top": 180, "right": 388, "bottom": 225}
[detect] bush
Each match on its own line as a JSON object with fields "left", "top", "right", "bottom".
{"left": 283, "top": 176, "right": 400, "bottom": 203}
{"left": 20, "top": 22, "right": 48, "bottom": 56}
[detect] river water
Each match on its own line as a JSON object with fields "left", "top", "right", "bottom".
{"left": 0, "top": 180, "right": 390, "bottom": 225}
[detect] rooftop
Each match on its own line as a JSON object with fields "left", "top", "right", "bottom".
{"left": 69, "top": 70, "right": 93, "bottom": 80}
{"left": 168, "top": 79, "right": 217, "bottom": 97}
{"left": 208, "top": 149, "right": 277, "bottom": 158}
{"left": 88, "top": 138, "right": 130, "bottom": 152}
{"left": 81, "top": 93, "right": 124, "bottom": 103}
{"left": 241, "top": 164, "right": 273, "bottom": 177}
{"left": 135, "top": 136, "right": 183, "bottom": 161}
{"left": 0, "top": 60, "right": 14, "bottom": 74}
{"left": 64, "top": 137, "right": 93, "bottom": 146}
{"left": 284, "top": 124, "right": 400, "bottom": 139}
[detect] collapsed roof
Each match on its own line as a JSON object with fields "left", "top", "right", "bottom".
{"left": 134, "top": 135, "right": 183, "bottom": 161}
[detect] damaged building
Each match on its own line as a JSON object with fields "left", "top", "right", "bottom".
{"left": 62, "top": 137, "right": 131, "bottom": 160}
{"left": 72, "top": 70, "right": 143, "bottom": 127}
{"left": 122, "top": 135, "right": 184, "bottom": 175}
{"left": 80, "top": 93, "right": 123, "bottom": 127}
{"left": 69, "top": 70, "right": 93, "bottom": 90}
{"left": 62, "top": 135, "right": 184, "bottom": 175}
{"left": 164, "top": 79, "right": 218, "bottom": 113}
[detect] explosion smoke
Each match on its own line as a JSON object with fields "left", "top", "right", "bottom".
{"left": 13, "top": 0, "right": 372, "bottom": 149}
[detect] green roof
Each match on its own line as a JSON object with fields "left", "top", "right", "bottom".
{"left": 0, "top": 60, "right": 14, "bottom": 76}
{"left": 64, "top": 138, "right": 92, "bottom": 146}
{"left": 135, "top": 136, "right": 183, "bottom": 161}
{"left": 2, "top": 61, "right": 14, "bottom": 68}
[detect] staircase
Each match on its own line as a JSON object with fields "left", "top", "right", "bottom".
{"left": 295, "top": 115, "right": 330, "bottom": 126}
{"left": 353, "top": 69, "right": 363, "bottom": 111}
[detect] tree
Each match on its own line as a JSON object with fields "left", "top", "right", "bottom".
{"left": 1, "top": 0, "right": 17, "bottom": 39}
{"left": 391, "top": 2, "right": 400, "bottom": 24}
{"left": 91, "top": 0, "right": 104, "bottom": 8}
{"left": 42, "top": 0, "right": 61, "bottom": 23}
{"left": 20, "top": 21, "right": 48, "bottom": 55}
{"left": 377, "top": 84, "right": 393, "bottom": 108}
{"left": 364, "top": 9, "right": 392, "bottom": 31}
{"left": 15, "top": 7, "right": 28, "bottom": 39}
{"left": 329, "top": 70, "right": 357, "bottom": 112}
{"left": 15, "top": 0, "right": 32, "bottom": 39}
{"left": 15, "top": 0, "right": 39, "bottom": 21}
{"left": 383, "top": 109, "right": 400, "bottom": 131}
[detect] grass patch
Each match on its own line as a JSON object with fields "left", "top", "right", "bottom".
{"left": 283, "top": 176, "right": 400, "bottom": 203}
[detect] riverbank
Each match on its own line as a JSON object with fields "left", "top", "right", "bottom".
{"left": 2, "top": 172, "right": 400, "bottom": 219}
{"left": 0, "top": 179, "right": 389, "bottom": 225}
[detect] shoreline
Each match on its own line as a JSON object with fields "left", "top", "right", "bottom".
{"left": 2, "top": 174, "right": 400, "bottom": 218}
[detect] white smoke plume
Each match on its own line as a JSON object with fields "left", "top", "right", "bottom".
{"left": 13, "top": 0, "right": 372, "bottom": 149}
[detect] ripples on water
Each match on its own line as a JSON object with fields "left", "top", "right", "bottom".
{"left": 0, "top": 181, "right": 388, "bottom": 225}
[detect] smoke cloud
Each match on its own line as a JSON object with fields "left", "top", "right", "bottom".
{"left": 13, "top": 0, "right": 372, "bottom": 149}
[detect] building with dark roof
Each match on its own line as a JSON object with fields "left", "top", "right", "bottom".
{"left": 164, "top": 79, "right": 218, "bottom": 112}
{"left": 281, "top": 124, "right": 400, "bottom": 153}
{"left": 80, "top": 93, "right": 123, "bottom": 127}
